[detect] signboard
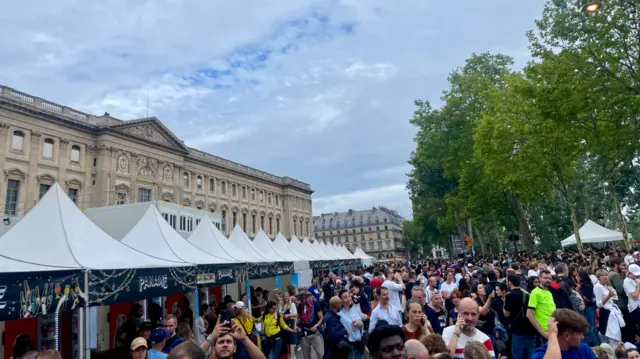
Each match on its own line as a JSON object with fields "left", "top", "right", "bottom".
{"left": 196, "top": 267, "right": 236, "bottom": 286}
{"left": 0, "top": 269, "right": 83, "bottom": 321}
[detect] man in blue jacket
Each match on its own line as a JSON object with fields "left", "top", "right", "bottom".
{"left": 322, "top": 296, "right": 348, "bottom": 359}
{"left": 532, "top": 309, "right": 596, "bottom": 359}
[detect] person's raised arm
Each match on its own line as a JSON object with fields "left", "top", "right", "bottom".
{"left": 230, "top": 322, "right": 266, "bottom": 359}
{"left": 541, "top": 318, "right": 561, "bottom": 359}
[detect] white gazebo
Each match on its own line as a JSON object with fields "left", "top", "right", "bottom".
{"left": 561, "top": 220, "right": 632, "bottom": 247}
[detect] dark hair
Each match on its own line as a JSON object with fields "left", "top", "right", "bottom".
{"left": 199, "top": 303, "right": 209, "bottom": 315}
{"left": 609, "top": 256, "right": 623, "bottom": 268}
{"left": 487, "top": 270, "right": 497, "bottom": 281}
{"left": 338, "top": 289, "right": 350, "bottom": 300}
{"left": 261, "top": 301, "right": 278, "bottom": 322}
{"left": 374, "top": 286, "right": 388, "bottom": 297}
{"left": 539, "top": 269, "right": 552, "bottom": 276}
{"left": 506, "top": 274, "right": 521, "bottom": 287}
{"left": 552, "top": 309, "right": 588, "bottom": 334}
{"left": 367, "top": 324, "right": 405, "bottom": 354}
{"left": 166, "top": 342, "right": 205, "bottom": 359}
{"left": 495, "top": 282, "right": 508, "bottom": 293}
{"left": 13, "top": 334, "right": 35, "bottom": 359}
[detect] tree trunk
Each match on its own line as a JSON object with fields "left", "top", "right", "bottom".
{"left": 510, "top": 193, "right": 535, "bottom": 253}
{"left": 569, "top": 202, "right": 583, "bottom": 255}
{"left": 608, "top": 179, "right": 632, "bottom": 251}
{"left": 467, "top": 219, "right": 476, "bottom": 257}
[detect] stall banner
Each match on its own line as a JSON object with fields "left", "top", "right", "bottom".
{"left": 246, "top": 262, "right": 292, "bottom": 280}
{"left": 196, "top": 266, "right": 236, "bottom": 286}
{"left": 88, "top": 266, "right": 196, "bottom": 306}
{"left": 0, "top": 269, "right": 84, "bottom": 321}
{"left": 310, "top": 261, "right": 331, "bottom": 270}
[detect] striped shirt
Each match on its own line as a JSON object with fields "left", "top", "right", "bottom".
{"left": 441, "top": 325, "right": 496, "bottom": 359}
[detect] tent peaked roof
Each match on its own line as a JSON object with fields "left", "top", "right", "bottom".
{"left": 0, "top": 183, "right": 178, "bottom": 269}
{"left": 188, "top": 218, "right": 245, "bottom": 261}
{"left": 279, "top": 234, "right": 310, "bottom": 260}
{"left": 252, "top": 230, "right": 290, "bottom": 261}
{"left": 228, "top": 224, "right": 270, "bottom": 262}
{"left": 118, "top": 205, "right": 233, "bottom": 264}
{"left": 315, "top": 239, "right": 339, "bottom": 259}
{"left": 303, "top": 238, "right": 332, "bottom": 260}
{"left": 561, "top": 220, "right": 633, "bottom": 247}
{"left": 354, "top": 247, "right": 373, "bottom": 260}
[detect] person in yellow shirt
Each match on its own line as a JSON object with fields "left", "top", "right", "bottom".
{"left": 254, "top": 301, "right": 295, "bottom": 359}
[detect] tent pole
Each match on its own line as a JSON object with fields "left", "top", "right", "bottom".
{"left": 84, "top": 270, "right": 91, "bottom": 359}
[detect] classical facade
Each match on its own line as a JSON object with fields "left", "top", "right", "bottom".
{"left": 0, "top": 85, "right": 313, "bottom": 238}
{"left": 313, "top": 206, "right": 405, "bottom": 259}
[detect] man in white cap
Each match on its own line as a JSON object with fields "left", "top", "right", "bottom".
{"left": 623, "top": 264, "right": 640, "bottom": 335}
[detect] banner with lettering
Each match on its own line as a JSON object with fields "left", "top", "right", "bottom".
{"left": 245, "top": 262, "right": 293, "bottom": 280}
{"left": 0, "top": 269, "right": 84, "bottom": 321}
{"left": 88, "top": 266, "right": 196, "bottom": 306}
{"left": 196, "top": 266, "right": 236, "bottom": 287}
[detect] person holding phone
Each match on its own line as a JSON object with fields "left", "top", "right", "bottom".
{"left": 254, "top": 301, "right": 295, "bottom": 359}
{"left": 402, "top": 300, "right": 434, "bottom": 341}
{"left": 441, "top": 298, "right": 496, "bottom": 359}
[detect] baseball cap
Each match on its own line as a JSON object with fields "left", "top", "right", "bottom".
{"left": 130, "top": 337, "right": 148, "bottom": 351}
{"left": 149, "top": 328, "right": 170, "bottom": 344}
{"left": 233, "top": 301, "right": 245, "bottom": 309}
{"left": 629, "top": 264, "right": 640, "bottom": 276}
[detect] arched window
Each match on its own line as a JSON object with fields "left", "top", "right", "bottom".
{"left": 11, "top": 131, "right": 24, "bottom": 152}
{"left": 183, "top": 172, "right": 190, "bottom": 187}
{"left": 43, "top": 138, "right": 54, "bottom": 159}
{"left": 71, "top": 145, "right": 81, "bottom": 163}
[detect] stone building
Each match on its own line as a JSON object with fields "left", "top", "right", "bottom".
{"left": 0, "top": 85, "right": 313, "bottom": 238}
{"left": 313, "top": 206, "right": 405, "bottom": 259}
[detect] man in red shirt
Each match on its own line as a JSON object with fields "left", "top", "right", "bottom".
{"left": 370, "top": 271, "right": 383, "bottom": 289}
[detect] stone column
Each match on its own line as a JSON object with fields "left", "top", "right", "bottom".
{"left": 82, "top": 145, "right": 96, "bottom": 208}
{"left": 129, "top": 154, "right": 139, "bottom": 203}
{"left": 24, "top": 131, "right": 41, "bottom": 211}
{"left": 282, "top": 194, "right": 292, "bottom": 238}
{"left": 0, "top": 122, "right": 10, "bottom": 202}
{"left": 57, "top": 138, "right": 70, "bottom": 190}
{"left": 94, "top": 146, "right": 114, "bottom": 206}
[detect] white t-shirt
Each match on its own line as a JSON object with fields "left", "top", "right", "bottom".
{"left": 527, "top": 269, "right": 538, "bottom": 278}
{"left": 623, "top": 277, "right": 640, "bottom": 312}
{"left": 625, "top": 254, "right": 636, "bottom": 266}
{"left": 382, "top": 280, "right": 403, "bottom": 309}
{"left": 441, "top": 325, "right": 496, "bottom": 359}
{"left": 440, "top": 281, "right": 458, "bottom": 298}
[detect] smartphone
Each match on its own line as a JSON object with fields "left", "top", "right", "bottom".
{"left": 220, "top": 309, "right": 233, "bottom": 329}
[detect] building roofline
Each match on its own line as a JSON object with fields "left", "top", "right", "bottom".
{"left": 0, "top": 85, "right": 313, "bottom": 193}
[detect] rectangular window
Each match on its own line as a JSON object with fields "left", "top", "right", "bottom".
{"left": 162, "top": 213, "right": 177, "bottom": 229}
{"left": 39, "top": 184, "right": 51, "bottom": 199}
{"left": 187, "top": 217, "right": 193, "bottom": 232}
{"left": 260, "top": 215, "right": 265, "bottom": 230}
{"left": 232, "top": 211, "right": 237, "bottom": 226}
{"left": 196, "top": 177, "right": 202, "bottom": 191}
{"left": 268, "top": 217, "right": 273, "bottom": 235}
{"left": 43, "top": 140, "right": 54, "bottom": 159}
{"left": 5, "top": 180, "right": 20, "bottom": 215}
{"left": 68, "top": 188, "right": 78, "bottom": 204}
{"left": 209, "top": 178, "right": 215, "bottom": 192}
{"left": 215, "top": 222, "right": 221, "bottom": 230}
{"left": 276, "top": 218, "right": 280, "bottom": 233}
{"left": 232, "top": 184, "right": 236, "bottom": 196}
{"left": 179, "top": 216, "right": 186, "bottom": 231}
{"left": 251, "top": 189, "right": 255, "bottom": 200}
{"left": 221, "top": 182, "right": 226, "bottom": 195}
{"left": 259, "top": 191, "right": 263, "bottom": 202}
{"left": 221, "top": 210, "right": 227, "bottom": 233}
{"left": 138, "top": 188, "right": 151, "bottom": 202}
{"left": 196, "top": 218, "right": 201, "bottom": 227}
{"left": 242, "top": 187, "right": 247, "bottom": 199}
{"left": 275, "top": 195, "right": 279, "bottom": 205}
{"left": 268, "top": 193, "right": 271, "bottom": 204}
{"left": 243, "top": 213, "right": 247, "bottom": 231}
{"left": 71, "top": 146, "right": 81, "bottom": 163}
{"left": 252, "top": 214, "right": 256, "bottom": 233}
{"left": 11, "top": 132, "right": 24, "bottom": 152}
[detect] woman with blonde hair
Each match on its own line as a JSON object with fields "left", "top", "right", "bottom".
{"left": 177, "top": 322, "right": 195, "bottom": 343}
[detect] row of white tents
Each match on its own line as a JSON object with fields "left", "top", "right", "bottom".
{"left": 0, "top": 183, "right": 374, "bottom": 284}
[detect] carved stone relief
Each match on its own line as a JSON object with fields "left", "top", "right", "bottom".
{"left": 117, "top": 154, "right": 130, "bottom": 174}
{"left": 137, "top": 166, "right": 155, "bottom": 180}
{"left": 120, "top": 124, "right": 172, "bottom": 147}
{"left": 163, "top": 164, "right": 173, "bottom": 182}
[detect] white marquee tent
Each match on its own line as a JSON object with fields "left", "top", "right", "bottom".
{"left": 252, "top": 230, "right": 291, "bottom": 262}
{"left": 0, "top": 184, "right": 181, "bottom": 270}
{"left": 228, "top": 224, "right": 272, "bottom": 262}
{"left": 271, "top": 233, "right": 306, "bottom": 261}
{"left": 188, "top": 218, "right": 252, "bottom": 262}
{"left": 302, "top": 238, "right": 332, "bottom": 260}
{"left": 280, "top": 234, "right": 311, "bottom": 260}
{"left": 87, "top": 204, "right": 234, "bottom": 265}
{"left": 561, "top": 220, "right": 633, "bottom": 247}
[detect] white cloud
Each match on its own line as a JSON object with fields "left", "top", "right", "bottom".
{"left": 0, "top": 0, "right": 545, "bottom": 221}
{"left": 313, "top": 184, "right": 410, "bottom": 218}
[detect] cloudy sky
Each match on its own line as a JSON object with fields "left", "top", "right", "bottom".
{"left": 1, "top": 0, "right": 543, "bottom": 218}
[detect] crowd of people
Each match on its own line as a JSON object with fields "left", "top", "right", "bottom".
{"left": 9, "top": 247, "right": 640, "bottom": 359}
